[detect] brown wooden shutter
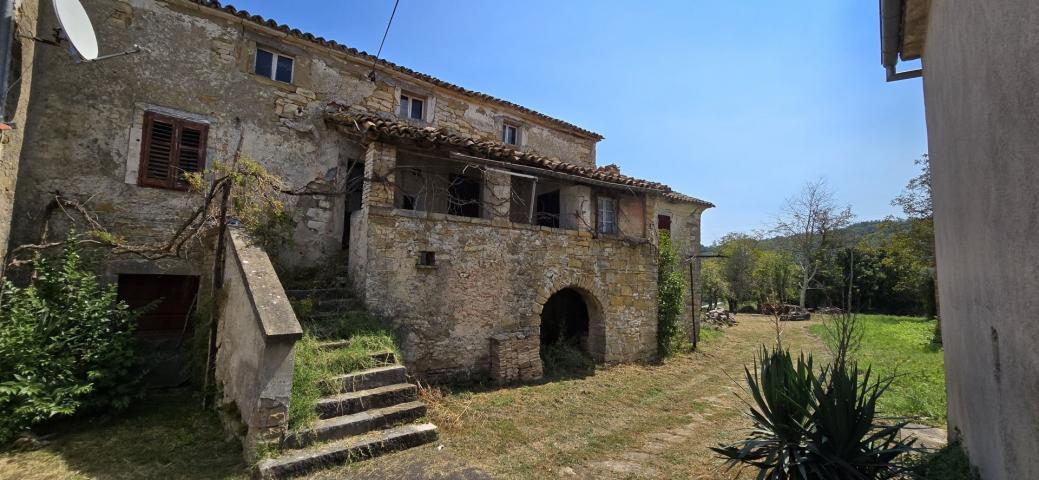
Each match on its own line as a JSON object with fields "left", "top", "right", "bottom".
{"left": 658, "top": 214, "right": 672, "bottom": 231}
{"left": 139, "top": 112, "right": 208, "bottom": 190}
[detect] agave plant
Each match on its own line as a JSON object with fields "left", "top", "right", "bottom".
{"left": 714, "top": 345, "right": 916, "bottom": 480}
{"left": 712, "top": 346, "right": 816, "bottom": 479}
{"left": 802, "top": 363, "right": 915, "bottom": 479}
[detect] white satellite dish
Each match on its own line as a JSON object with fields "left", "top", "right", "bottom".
{"left": 52, "top": 0, "right": 99, "bottom": 61}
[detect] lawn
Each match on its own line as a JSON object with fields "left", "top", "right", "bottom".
{"left": 810, "top": 314, "right": 947, "bottom": 426}
{"left": 0, "top": 315, "right": 948, "bottom": 479}
{"left": 0, "top": 390, "right": 247, "bottom": 480}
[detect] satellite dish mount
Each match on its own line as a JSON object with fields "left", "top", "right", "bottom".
{"left": 37, "top": 0, "right": 141, "bottom": 62}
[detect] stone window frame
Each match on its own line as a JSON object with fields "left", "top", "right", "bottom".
{"left": 254, "top": 46, "right": 295, "bottom": 84}
{"left": 124, "top": 104, "right": 214, "bottom": 188}
{"left": 393, "top": 85, "right": 436, "bottom": 124}
{"left": 496, "top": 115, "right": 525, "bottom": 148}
{"left": 242, "top": 33, "right": 311, "bottom": 91}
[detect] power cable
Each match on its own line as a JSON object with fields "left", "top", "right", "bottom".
{"left": 367, "top": 0, "right": 400, "bottom": 81}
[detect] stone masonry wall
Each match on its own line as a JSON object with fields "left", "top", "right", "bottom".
{"left": 8, "top": 0, "right": 600, "bottom": 273}
{"left": 0, "top": 0, "right": 40, "bottom": 258}
{"left": 489, "top": 327, "right": 543, "bottom": 384}
{"left": 359, "top": 205, "right": 659, "bottom": 382}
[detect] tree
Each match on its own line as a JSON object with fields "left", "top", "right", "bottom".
{"left": 752, "top": 250, "right": 797, "bottom": 307}
{"left": 890, "top": 155, "right": 937, "bottom": 321}
{"left": 700, "top": 260, "right": 729, "bottom": 310}
{"left": 717, "top": 233, "right": 758, "bottom": 311}
{"left": 774, "top": 180, "right": 854, "bottom": 307}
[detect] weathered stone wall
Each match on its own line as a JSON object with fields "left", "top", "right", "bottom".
{"left": 8, "top": 0, "right": 599, "bottom": 273}
{"left": 358, "top": 205, "right": 658, "bottom": 381}
{"left": 489, "top": 327, "right": 543, "bottom": 384}
{"left": 653, "top": 198, "right": 707, "bottom": 341}
{"left": 0, "top": 0, "right": 40, "bottom": 258}
{"left": 216, "top": 230, "right": 302, "bottom": 459}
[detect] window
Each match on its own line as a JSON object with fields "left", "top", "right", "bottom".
{"left": 597, "top": 197, "right": 618, "bottom": 234}
{"left": 447, "top": 173, "right": 481, "bottom": 218}
{"left": 417, "top": 251, "right": 436, "bottom": 267}
{"left": 399, "top": 93, "right": 425, "bottom": 121}
{"left": 502, "top": 122, "right": 519, "bottom": 145}
{"left": 255, "top": 47, "right": 293, "bottom": 83}
{"left": 657, "top": 214, "right": 672, "bottom": 231}
{"left": 139, "top": 112, "right": 208, "bottom": 190}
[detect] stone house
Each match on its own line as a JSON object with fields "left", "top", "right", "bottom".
{"left": 880, "top": 1, "right": 1039, "bottom": 478}
{"left": 0, "top": 0, "right": 711, "bottom": 452}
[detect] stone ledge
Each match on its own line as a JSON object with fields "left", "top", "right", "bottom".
{"left": 228, "top": 229, "right": 303, "bottom": 340}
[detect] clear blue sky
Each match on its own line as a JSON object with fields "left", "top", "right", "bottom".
{"left": 231, "top": 0, "right": 928, "bottom": 245}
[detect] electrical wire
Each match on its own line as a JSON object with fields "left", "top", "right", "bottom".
{"left": 368, "top": 0, "right": 401, "bottom": 81}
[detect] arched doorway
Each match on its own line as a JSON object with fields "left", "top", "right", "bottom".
{"left": 539, "top": 287, "right": 603, "bottom": 376}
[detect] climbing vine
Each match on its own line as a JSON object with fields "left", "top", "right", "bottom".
{"left": 658, "top": 230, "right": 688, "bottom": 357}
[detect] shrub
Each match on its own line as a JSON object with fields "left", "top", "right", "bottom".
{"left": 908, "top": 441, "right": 979, "bottom": 480}
{"left": 657, "top": 231, "right": 688, "bottom": 357}
{"left": 0, "top": 243, "right": 141, "bottom": 443}
{"left": 540, "top": 342, "right": 595, "bottom": 378}
{"left": 714, "top": 344, "right": 916, "bottom": 479}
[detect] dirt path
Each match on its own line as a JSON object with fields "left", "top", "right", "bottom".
{"left": 335, "top": 315, "right": 826, "bottom": 479}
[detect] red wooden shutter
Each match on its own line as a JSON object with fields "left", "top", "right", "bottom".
{"left": 139, "top": 112, "right": 208, "bottom": 190}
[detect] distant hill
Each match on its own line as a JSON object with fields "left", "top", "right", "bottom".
{"left": 708, "top": 219, "right": 907, "bottom": 251}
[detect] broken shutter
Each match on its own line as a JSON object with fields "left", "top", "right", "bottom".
{"left": 139, "top": 111, "right": 208, "bottom": 189}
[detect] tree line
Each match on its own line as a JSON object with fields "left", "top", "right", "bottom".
{"left": 702, "top": 155, "right": 936, "bottom": 317}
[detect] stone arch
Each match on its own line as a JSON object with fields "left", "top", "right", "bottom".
{"left": 534, "top": 280, "right": 606, "bottom": 362}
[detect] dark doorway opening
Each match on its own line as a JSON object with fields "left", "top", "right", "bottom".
{"left": 535, "top": 189, "right": 560, "bottom": 228}
{"left": 117, "top": 274, "right": 199, "bottom": 386}
{"left": 540, "top": 288, "right": 594, "bottom": 378}
{"left": 342, "top": 160, "right": 365, "bottom": 252}
{"left": 448, "top": 173, "right": 481, "bottom": 218}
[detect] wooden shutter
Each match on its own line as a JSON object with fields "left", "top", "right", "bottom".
{"left": 657, "top": 214, "right": 672, "bottom": 231}
{"left": 139, "top": 112, "right": 208, "bottom": 190}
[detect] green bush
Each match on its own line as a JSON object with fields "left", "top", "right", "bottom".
{"left": 713, "top": 345, "right": 915, "bottom": 478}
{"left": 0, "top": 243, "right": 141, "bottom": 443}
{"left": 657, "top": 231, "right": 688, "bottom": 357}
{"left": 909, "top": 441, "right": 979, "bottom": 480}
{"left": 540, "top": 342, "right": 595, "bottom": 378}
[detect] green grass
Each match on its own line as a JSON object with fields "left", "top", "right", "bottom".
{"left": 0, "top": 390, "right": 246, "bottom": 479}
{"left": 289, "top": 312, "right": 400, "bottom": 431}
{"left": 699, "top": 325, "right": 725, "bottom": 343}
{"left": 810, "top": 314, "right": 946, "bottom": 425}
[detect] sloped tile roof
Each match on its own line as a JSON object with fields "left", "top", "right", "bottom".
{"left": 187, "top": 0, "right": 604, "bottom": 140}
{"left": 326, "top": 105, "right": 713, "bottom": 207}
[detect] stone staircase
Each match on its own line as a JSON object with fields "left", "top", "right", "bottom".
{"left": 256, "top": 288, "right": 437, "bottom": 479}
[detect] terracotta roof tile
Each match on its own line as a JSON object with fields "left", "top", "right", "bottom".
{"left": 186, "top": 0, "right": 604, "bottom": 140}
{"left": 325, "top": 105, "right": 713, "bottom": 208}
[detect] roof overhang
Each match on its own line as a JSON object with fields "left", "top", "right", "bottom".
{"left": 880, "top": 0, "right": 930, "bottom": 81}
{"left": 325, "top": 104, "right": 714, "bottom": 208}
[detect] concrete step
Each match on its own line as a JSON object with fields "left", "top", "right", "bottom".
{"left": 257, "top": 423, "right": 438, "bottom": 479}
{"left": 283, "top": 401, "right": 427, "bottom": 449}
{"left": 285, "top": 288, "right": 352, "bottom": 301}
{"left": 315, "top": 383, "right": 417, "bottom": 419}
{"left": 326, "top": 365, "right": 407, "bottom": 394}
{"left": 317, "top": 341, "right": 397, "bottom": 364}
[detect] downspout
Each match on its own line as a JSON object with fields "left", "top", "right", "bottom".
{"left": 0, "top": 0, "right": 15, "bottom": 121}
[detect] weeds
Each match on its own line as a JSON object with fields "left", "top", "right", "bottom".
{"left": 540, "top": 342, "right": 595, "bottom": 378}
{"left": 908, "top": 441, "right": 979, "bottom": 480}
{"left": 288, "top": 312, "right": 399, "bottom": 432}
